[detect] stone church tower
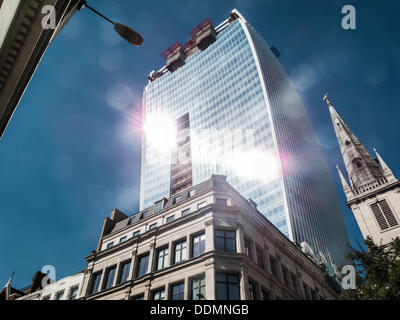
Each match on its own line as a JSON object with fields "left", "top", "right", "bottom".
{"left": 324, "top": 94, "right": 400, "bottom": 246}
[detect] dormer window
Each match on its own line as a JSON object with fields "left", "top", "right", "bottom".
{"left": 188, "top": 189, "right": 196, "bottom": 197}
{"left": 128, "top": 217, "right": 135, "bottom": 225}
{"left": 140, "top": 211, "right": 148, "bottom": 219}
{"left": 174, "top": 195, "right": 182, "bottom": 204}
{"left": 154, "top": 200, "right": 163, "bottom": 213}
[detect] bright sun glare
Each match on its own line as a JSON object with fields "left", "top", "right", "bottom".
{"left": 143, "top": 113, "right": 177, "bottom": 152}
{"left": 225, "top": 149, "right": 280, "bottom": 181}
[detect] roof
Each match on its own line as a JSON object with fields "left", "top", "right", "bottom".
{"left": 109, "top": 177, "right": 214, "bottom": 235}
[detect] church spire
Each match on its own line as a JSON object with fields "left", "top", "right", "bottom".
{"left": 335, "top": 165, "right": 354, "bottom": 200}
{"left": 336, "top": 165, "right": 350, "bottom": 191}
{"left": 324, "top": 94, "right": 385, "bottom": 189}
{"left": 373, "top": 147, "right": 397, "bottom": 182}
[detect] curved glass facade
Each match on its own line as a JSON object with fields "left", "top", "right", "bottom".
{"left": 140, "top": 12, "right": 349, "bottom": 266}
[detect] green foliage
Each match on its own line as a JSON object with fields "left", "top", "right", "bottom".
{"left": 339, "top": 236, "right": 400, "bottom": 300}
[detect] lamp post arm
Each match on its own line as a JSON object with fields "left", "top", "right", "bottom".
{"left": 84, "top": 3, "right": 116, "bottom": 25}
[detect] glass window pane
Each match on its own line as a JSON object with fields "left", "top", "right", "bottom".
{"left": 215, "top": 237, "right": 225, "bottom": 251}
{"left": 226, "top": 231, "right": 235, "bottom": 238}
{"left": 228, "top": 284, "right": 239, "bottom": 300}
{"left": 216, "top": 283, "right": 227, "bottom": 300}
{"left": 226, "top": 239, "right": 236, "bottom": 252}
{"left": 228, "top": 274, "right": 239, "bottom": 283}
{"left": 215, "top": 230, "right": 225, "bottom": 237}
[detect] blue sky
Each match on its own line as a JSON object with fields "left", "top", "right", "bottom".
{"left": 1, "top": 0, "right": 399, "bottom": 288}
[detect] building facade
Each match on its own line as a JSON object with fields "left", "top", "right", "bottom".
{"left": 0, "top": 0, "right": 81, "bottom": 138}
{"left": 1, "top": 270, "right": 84, "bottom": 300}
{"left": 140, "top": 9, "right": 349, "bottom": 266}
{"left": 15, "top": 271, "right": 84, "bottom": 300}
{"left": 79, "top": 175, "right": 337, "bottom": 300}
{"left": 326, "top": 95, "right": 400, "bottom": 246}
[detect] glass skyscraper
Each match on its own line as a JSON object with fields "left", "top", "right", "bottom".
{"left": 140, "top": 10, "right": 349, "bottom": 266}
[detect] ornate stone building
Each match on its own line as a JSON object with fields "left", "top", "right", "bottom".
{"left": 16, "top": 271, "right": 84, "bottom": 300}
{"left": 79, "top": 175, "right": 338, "bottom": 300}
{"left": 325, "top": 94, "right": 400, "bottom": 246}
{"left": 1, "top": 270, "right": 84, "bottom": 300}
{"left": 0, "top": 0, "right": 81, "bottom": 138}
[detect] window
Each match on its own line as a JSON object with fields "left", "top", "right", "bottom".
{"left": 103, "top": 266, "right": 116, "bottom": 290}
{"left": 244, "top": 238, "right": 252, "bottom": 257}
{"left": 128, "top": 217, "right": 135, "bottom": 225}
{"left": 191, "top": 276, "right": 206, "bottom": 300}
{"left": 89, "top": 272, "right": 102, "bottom": 294}
{"left": 137, "top": 254, "right": 149, "bottom": 277}
{"left": 132, "top": 294, "right": 144, "bottom": 300}
{"left": 261, "top": 289, "right": 271, "bottom": 300}
{"left": 54, "top": 290, "right": 64, "bottom": 300}
{"left": 166, "top": 215, "right": 174, "bottom": 223}
{"left": 303, "top": 283, "right": 311, "bottom": 300}
{"left": 153, "top": 288, "right": 165, "bottom": 300}
{"left": 140, "top": 211, "right": 148, "bottom": 219}
{"left": 174, "top": 195, "right": 182, "bottom": 204}
{"left": 118, "top": 260, "right": 131, "bottom": 284}
{"left": 120, "top": 236, "right": 127, "bottom": 243}
{"left": 215, "top": 229, "right": 236, "bottom": 252}
{"left": 290, "top": 273, "right": 300, "bottom": 296}
{"left": 174, "top": 240, "right": 187, "bottom": 264}
{"left": 281, "top": 266, "right": 289, "bottom": 286}
{"left": 156, "top": 247, "right": 169, "bottom": 270}
{"left": 182, "top": 208, "right": 190, "bottom": 216}
{"left": 256, "top": 248, "right": 264, "bottom": 269}
{"left": 68, "top": 286, "right": 79, "bottom": 300}
{"left": 188, "top": 189, "right": 196, "bottom": 197}
{"left": 171, "top": 282, "right": 185, "bottom": 300}
{"left": 216, "top": 198, "right": 227, "bottom": 206}
{"left": 106, "top": 242, "right": 114, "bottom": 249}
{"left": 269, "top": 256, "right": 278, "bottom": 278}
{"left": 197, "top": 201, "right": 207, "bottom": 209}
{"left": 248, "top": 281, "right": 257, "bottom": 300}
{"left": 311, "top": 289, "right": 318, "bottom": 300}
{"left": 149, "top": 223, "right": 157, "bottom": 230}
{"left": 216, "top": 273, "right": 240, "bottom": 300}
{"left": 133, "top": 230, "right": 140, "bottom": 238}
{"left": 352, "top": 157, "right": 363, "bottom": 168}
{"left": 192, "top": 233, "right": 205, "bottom": 257}
{"left": 154, "top": 201, "right": 163, "bottom": 213}
{"left": 370, "top": 200, "right": 398, "bottom": 230}
{"left": 42, "top": 295, "right": 51, "bottom": 300}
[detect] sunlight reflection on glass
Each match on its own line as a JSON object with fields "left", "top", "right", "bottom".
{"left": 143, "top": 112, "right": 177, "bottom": 153}
{"left": 224, "top": 149, "right": 280, "bottom": 182}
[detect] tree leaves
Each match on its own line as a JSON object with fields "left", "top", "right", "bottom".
{"left": 339, "top": 236, "right": 400, "bottom": 300}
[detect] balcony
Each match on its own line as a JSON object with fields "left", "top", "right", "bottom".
{"left": 353, "top": 177, "right": 389, "bottom": 195}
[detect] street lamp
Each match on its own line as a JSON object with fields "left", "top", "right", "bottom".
{"left": 78, "top": 1, "right": 143, "bottom": 47}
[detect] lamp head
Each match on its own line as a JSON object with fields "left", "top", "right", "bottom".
{"left": 114, "top": 23, "right": 143, "bottom": 47}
